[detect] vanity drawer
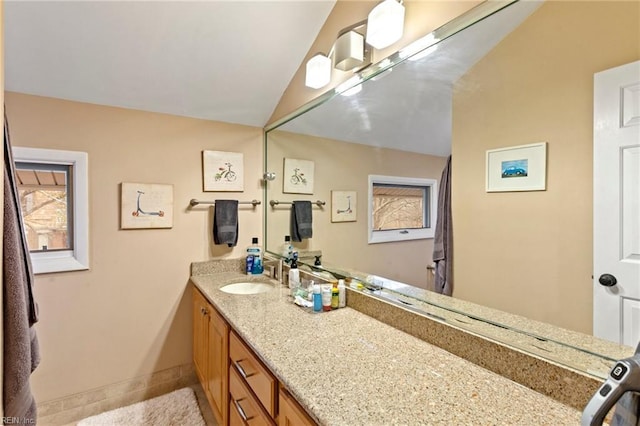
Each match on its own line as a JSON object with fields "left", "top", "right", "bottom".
{"left": 229, "top": 366, "right": 274, "bottom": 426}
{"left": 229, "top": 330, "right": 277, "bottom": 417}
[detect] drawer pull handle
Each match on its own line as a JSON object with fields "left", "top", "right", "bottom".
{"left": 234, "top": 359, "right": 254, "bottom": 379}
{"left": 234, "top": 398, "right": 254, "bottom": 422}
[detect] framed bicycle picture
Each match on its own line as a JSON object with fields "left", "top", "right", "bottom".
{"left": 283, "top": 158, "right": 314, "bottom": 194}
{"left": 202, "top": 150, "right": 244, "bottom": 192}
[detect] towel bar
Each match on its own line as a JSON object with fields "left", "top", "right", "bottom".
{"left": 269, "top": 200, "right": 325, "bottom": 207}
{"left": 189, "top": 199, "right": 261, "bottom": 207}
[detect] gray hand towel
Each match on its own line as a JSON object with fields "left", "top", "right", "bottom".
{"left": 433, "top": 155, "right": 453, "bottom": 296}
{"left": 213, "top": 200, "right": 238, "bottom": 247}
{"left": 3, "top": 112, "right": 40, "bottom": 423}
{"left": 291, "top": 201, "right": 312, "bottom": 242}
{"left": 611, "top": 341, "right": 640, "bottom": 426}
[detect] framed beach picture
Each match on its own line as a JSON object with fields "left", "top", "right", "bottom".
{"left": 203, "top": 150, "right": 244, "bottom": 192}
{"left": 331, "top": 191, "right": 357, "bottom": 222}
{"left": 283, "top": 158, "right": 314, "bottom": 194}
{"left": 121, "top": 182, "right": 173, "bottom": 229}
{"left": 486, "top": 142, "right": 547, "bottom": 192}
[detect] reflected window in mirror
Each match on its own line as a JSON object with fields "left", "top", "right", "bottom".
{"left": 368, "top": 175, "right": 437, "bottom": 244}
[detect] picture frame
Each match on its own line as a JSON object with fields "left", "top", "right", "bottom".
{"left": 331, "top": 190, "right": 357, "bottom": 222}
{"left": 203, "top": 150, "right": 244, "bottom": 192}
{"left": 121, "top": 182, "right": 173, "bottom": 229}
{"left": 486, "top": 142, "right": 547, "bottom": 192}
{"left": 283, "top": 158, "right": 314, "bottom": 194}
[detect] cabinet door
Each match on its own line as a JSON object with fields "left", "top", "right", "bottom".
{"left": 208, "top": 306, "right": 229, "bottom": 425}
{"left": 192, "top": 288, "right": 209, "bottom": 387}
{"left": 278, "top": 389, "right": 316, "bottom": 426}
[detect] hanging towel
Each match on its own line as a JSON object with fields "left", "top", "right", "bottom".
{"left": 291, "top": 201, "right": 313, "bottom": 242}
{"left": 611, "top": 341, "right": 640, "bottom": 426}
{"left": 213, "top": 200, "right": 238, "bottom": 247}
{"left": 3, "top": 112, "right": 40, "bottom": 423}
{"left": 433, "top": 155, "right": 453, "bottom": 296}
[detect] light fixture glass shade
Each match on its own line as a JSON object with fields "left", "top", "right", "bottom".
{"left": 366, "top": 0, "right": 405, "bottom": 50}
{"left": 334, "top": 31, "right": 365, "bottom": 71}
{"left": 305, "top": 53, "right": 331, "bottom": 89}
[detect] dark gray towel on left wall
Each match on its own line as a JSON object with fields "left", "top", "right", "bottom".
{"left": 291, "top": 200, "right": 313, "bottom": 242}
{"left": 3, "top": 112, "right": 40, "bottom": 423}
{"left": 213, "top": 200, "right": 238, "bottom": 247}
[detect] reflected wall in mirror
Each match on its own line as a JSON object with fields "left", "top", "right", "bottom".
{"left": 265, "top": 0, "right": 639, "bottom": 356}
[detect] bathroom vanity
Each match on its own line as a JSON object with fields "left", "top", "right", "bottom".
{"left": 190, "top": 259, "right": 582, "bottom": 425}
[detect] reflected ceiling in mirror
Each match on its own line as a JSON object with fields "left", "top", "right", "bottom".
{"left": 278, "top": 1, "right": 542, "bottom": 157}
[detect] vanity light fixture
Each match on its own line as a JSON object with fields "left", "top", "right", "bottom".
{"left": 334, "top": 30, "right": 365, "bottom": 71}
{"left": 304, "top": 0, "right": 405, "bottom": 89}
{"left": 366, "top": 0, "right": 405, "bottom": 50}
{"left": 305, "top": 53, "right": 332, "bottom": 89}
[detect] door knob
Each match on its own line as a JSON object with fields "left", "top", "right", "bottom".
{"left": 598, "top": 273, "right": 617, "bottom": 287}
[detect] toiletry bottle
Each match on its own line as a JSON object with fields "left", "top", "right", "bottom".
{"left": 245, "top": 255, "right": 254, "bottom": 276}
{"left": 331, "top": 281, "right": 339, "bottom": 309}
{"left": 248, "top": 237, "right": 263, "bottom": 275}
{"left": 322, "top": 285, "right": 332, "bottom": 311}
{"left": 313, "top": 284, "right": 322, "bottom": 312}
{"left": 288, "top": 252, "right": 300, "bottom": 296}
{"left": 338, "top": 279, "right": 346, "bottom": 308}
{"left": 281, "top": 235, "right": 293, "bottom": 263}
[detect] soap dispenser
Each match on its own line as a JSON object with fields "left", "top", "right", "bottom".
{"left": 281, "top": 235, "right": 293, "bottom": 263}
{"left": 288, "top": 252, "right": 299, "bottom": 296}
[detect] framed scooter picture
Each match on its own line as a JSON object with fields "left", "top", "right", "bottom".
{"left": 331, "top": 190, "right": 357, "bottom": 222}
{"left": 121, "top": 182, "right": 173, "bottom": 229}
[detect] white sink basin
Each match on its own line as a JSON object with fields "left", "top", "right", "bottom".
{"left": 219, "top": 282, "right": 274, "bottom": 295}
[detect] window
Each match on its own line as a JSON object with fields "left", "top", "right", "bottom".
{"left": 368, "top": 175, "right": 437, "bottom": 244}
{"left": 13, "top": 147, "right": 89, "bottom": 274}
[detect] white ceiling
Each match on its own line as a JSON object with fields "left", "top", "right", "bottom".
{"left": 4, "top": 0, "right": 336, "bottom": 127}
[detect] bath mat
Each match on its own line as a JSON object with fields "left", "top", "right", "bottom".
{"left": 77, "top": 387, "right": 206, "bottom": 426}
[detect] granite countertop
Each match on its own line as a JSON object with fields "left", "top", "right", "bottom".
{"left": 190, "top": 264, "right": 582, "bottom": 425}
{"left": 306, "top": 262, "right": 632, "bottom": 380}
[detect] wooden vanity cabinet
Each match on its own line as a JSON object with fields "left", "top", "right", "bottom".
{"left": 193, "top": 286, "right": 318, "bottom": 426}
{"left": 279, "top": 387, "right": 316, "bottom": 426}
{"left": 193, "top": 288, "right": 229, "bottom": 425}
{"left": 229, "top": 330, "right": 277, "bottom": 417}
{"left": 229, "top": 366, "right": 274, "bottom": 426}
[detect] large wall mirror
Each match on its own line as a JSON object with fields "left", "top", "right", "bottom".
{"left": 265, "top": 0, "right": 639, "bottom": 377}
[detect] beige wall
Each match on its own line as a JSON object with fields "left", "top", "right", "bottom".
{"left": 452, "top": 1, "right": 639, "bottom": 334}
{"left": 269, "top": 0, "right": 481, "bottom": 125}
{"left": 4, "top": 92, "right": 263, "bottom": 402}
{"left": 267, "top": 130, "right": 446, "bottom": 287}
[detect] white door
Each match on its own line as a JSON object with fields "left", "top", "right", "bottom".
{"left": 594, "top": 60, "right": 640, "bottom": 346}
